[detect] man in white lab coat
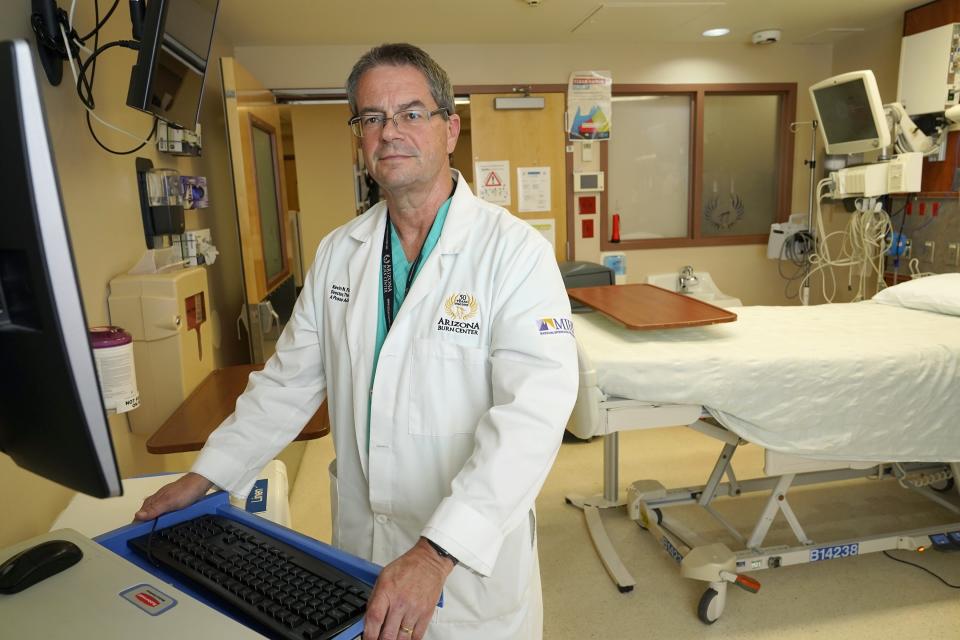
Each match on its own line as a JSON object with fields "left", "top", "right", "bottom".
{"left": 136, "top": 43, "right": 578, "bottom": 640}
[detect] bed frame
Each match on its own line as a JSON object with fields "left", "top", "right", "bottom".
{"left": 566, "top": 346, "right": 960, "bottom": 623}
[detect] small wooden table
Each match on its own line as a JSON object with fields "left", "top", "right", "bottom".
{"left": 147, "top": 364, "right": 329, "bottom": 454}
{"left": 567, "top": 283, "right": 737, "bottom": 330}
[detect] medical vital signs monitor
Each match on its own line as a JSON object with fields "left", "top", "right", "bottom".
{"left": 0, "top": 40, "right": 122, "bottom": 499}
{"left": 810, "top": 70, "right": 891, "bottom": 155}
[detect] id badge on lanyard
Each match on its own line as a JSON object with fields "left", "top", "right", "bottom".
{"left": 381, "top": 214, "right": 422, "bottom": 333}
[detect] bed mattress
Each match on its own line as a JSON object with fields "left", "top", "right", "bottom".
{"left": 573, "top": 301, "right": 960, "bottom": 462}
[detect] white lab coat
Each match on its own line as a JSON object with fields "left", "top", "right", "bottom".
{"left": 193, "top": 172, "right": 578, "bottom": 639}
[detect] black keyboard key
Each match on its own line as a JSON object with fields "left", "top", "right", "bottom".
{"left": 343, "top": 593, "right": 366, "bottom": 609}
{"left": 302, "top": 624, "right": 323, "bottom": 640}
{"left": 286, "top": 615, "right": 304, "bottom": 628}
{"left": 317, "top": 616, "right": 336, "bottom": 631}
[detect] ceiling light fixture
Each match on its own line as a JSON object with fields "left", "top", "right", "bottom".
{"left": 702, "top": 28, "right": 730, "bottom": 37}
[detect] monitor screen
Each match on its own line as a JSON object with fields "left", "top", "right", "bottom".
{"left": 0, "top": 40, "right": 122, "bottom": 498}
{"left": 126, "top": 0, "right": 220, "bottom": 130}
{"left": 809, "top": 70, "right": 890, "bottom": 155}
{"left": 813, "top": 82, "right": 879, "bottom": 144}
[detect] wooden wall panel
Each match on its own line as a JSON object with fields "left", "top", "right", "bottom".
{"left": 904, "top": 0, "right": 960, "bottom": 36}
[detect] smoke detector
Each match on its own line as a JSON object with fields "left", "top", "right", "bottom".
{"left": 752, "top": 29, "right": 781, "bottom": 45}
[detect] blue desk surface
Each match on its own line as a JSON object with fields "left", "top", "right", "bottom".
{"left": 95, "top": 491, "right": 381, "bottom": 639}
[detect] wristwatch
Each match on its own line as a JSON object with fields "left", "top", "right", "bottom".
{"left": 424, "top": 537, "right": 458, "bottom": 566}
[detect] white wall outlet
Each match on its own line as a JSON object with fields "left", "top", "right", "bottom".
{"left": 948, "top": 242, "right": 960, "bottom": 266}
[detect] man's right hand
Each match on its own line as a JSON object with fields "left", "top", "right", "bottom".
{"left": 134, "top": 472, "right": 214, "bottom": 521}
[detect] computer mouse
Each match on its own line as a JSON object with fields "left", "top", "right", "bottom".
{"left": 0, "top": 539, "right": 83, "bottom": 594}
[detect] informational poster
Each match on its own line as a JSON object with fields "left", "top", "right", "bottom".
{"left": 517, "top": 166, "right": 551, "bottom": 213}
{"left": 568, "top": 70, "right": 612, "bottom": 141}
{"left": 525, "top": 218, "right": 556, "bottom": 253}
{"left": 475, "top": 160, "right": 511, "bottom": 205}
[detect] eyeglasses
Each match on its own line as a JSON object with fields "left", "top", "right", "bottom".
{"left": 348, "top": 107, "right": 449, "bottom": 138}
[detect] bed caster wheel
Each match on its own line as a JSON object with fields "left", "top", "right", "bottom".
{"left": 636, "top": 507, "right": 663, "bottom": 531}
{"left": 931, "top": 477, "right": 955, "bottom": 493}
{"left": 697, "top": 588, "right": 723, "bottom": 625}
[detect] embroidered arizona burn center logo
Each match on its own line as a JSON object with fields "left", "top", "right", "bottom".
{"left": 437, "top": 293, "right": 480, "bottom": 335}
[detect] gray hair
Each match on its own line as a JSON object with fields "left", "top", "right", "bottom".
{"left": 346, "top": 43, "right": 454, "bottom": 118}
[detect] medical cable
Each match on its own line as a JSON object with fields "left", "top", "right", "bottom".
{"left": 890, "top": 197, "right": 910, "bottom": 284}
{"left": 145, "top": 515, "right": 161, "bottom": 568}
{"left": 800, "top": 179, "right": 892, "bottom": 302}
{"left": 60, "top": 0, "right": 157, "bottom": 154}
{"left": 76, "top": 0, "right": 120, "bottom": 43}
{"left": 882, "top": 551, "right": 960, "bottom": 589}
{"left": 908, "top": 258, "right": 936, "bottom": 279}
{"left": 83, "top": 8, "right": 158, "bottom": 156}
{"left": 893, "top": 463, "right": 953, "bottom": 489}
{"left": 907, "top": 213, "right": 938, "bottom": 234}
{"left": 778, "top": 230, "right": 814, "bottom": 300}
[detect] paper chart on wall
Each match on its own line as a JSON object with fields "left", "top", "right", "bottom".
{"left": 475, "top": 160, "right": 511, "bottom": 205}
{"left": 517, "top": 167, "right": 551, "bottom": 213}
{"left": 525, "top": 218, "right": 556, "bottom": 253}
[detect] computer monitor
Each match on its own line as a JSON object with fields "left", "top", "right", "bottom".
{"left": 810, "top": 70, "right": 891, "bottom": 155}
{"left": 0, "top": 40, "right": 122, "bottom": 499}
{"left": 126, "top": 0, "right": 220, "bottom": 130}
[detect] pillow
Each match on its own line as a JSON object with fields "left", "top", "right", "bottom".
{"left": 872, "top": 272, "right": 960, "bottom": 316}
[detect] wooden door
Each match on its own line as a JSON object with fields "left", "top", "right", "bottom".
{"left": 220, "top": 57, "right": 293, "bottom": 305}
{"left": 469, "top": 93, "right": 567, "bottom": 261}
{"left": 221, "top": 57, "right": 297, "bottom": 362}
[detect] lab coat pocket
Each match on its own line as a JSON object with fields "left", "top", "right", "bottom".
{"left": 409, "top": 338, "right": 491, "bottom": 436}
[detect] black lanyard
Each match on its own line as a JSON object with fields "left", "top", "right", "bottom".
{"left": 382, "top": 213, "right": 423, "bottom": 333}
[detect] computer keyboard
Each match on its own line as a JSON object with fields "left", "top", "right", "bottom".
{"left": 128, "top": 515, "right": 371, "bottom": 640}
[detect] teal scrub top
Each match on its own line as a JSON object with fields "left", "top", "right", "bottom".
{"left": 367, "top": 197, "right": 452, "bottom": 446}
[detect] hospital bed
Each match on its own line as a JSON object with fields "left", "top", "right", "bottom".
{"left": 565, "top": 293, "right": 960, "bottom": 624}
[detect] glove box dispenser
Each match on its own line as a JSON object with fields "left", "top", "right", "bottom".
{"left": 108, "top": 267, "right": 214, "bottom": 435}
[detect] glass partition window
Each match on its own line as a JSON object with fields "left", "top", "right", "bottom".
{"left": 608, "top": 96, "right": 690, "bottom": 240}
{"left": 250, "top": 119, "right": 287, "bottom": 285}
{"left": 702, "top": 94, "right": 781, "bottom": 237}
{"left": 602, "top": 84, "right": 795, "bottom": 249}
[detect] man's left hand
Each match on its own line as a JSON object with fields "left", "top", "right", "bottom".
{"left": 363, "top": 537, "right": 454, "bottom": 640}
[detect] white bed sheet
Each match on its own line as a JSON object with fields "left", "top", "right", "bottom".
{"left": 573, "top": 301, "right": 960, "bottom": 462}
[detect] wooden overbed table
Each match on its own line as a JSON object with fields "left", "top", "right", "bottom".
{"left": 567, "top": 283, "right": 737, "bottom": 330}
{"left": 147, "top": 364, "right": 329, "bottom": 454}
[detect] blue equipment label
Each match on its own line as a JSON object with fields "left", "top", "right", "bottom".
{"left": 661, "top": 536, "right": 683, "bottom": 564}
{"left": 245, "top": 478, "right": 268, "bottom": 513}
{"left": 809, "top": 543, "right": 859, "bottom": 562}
